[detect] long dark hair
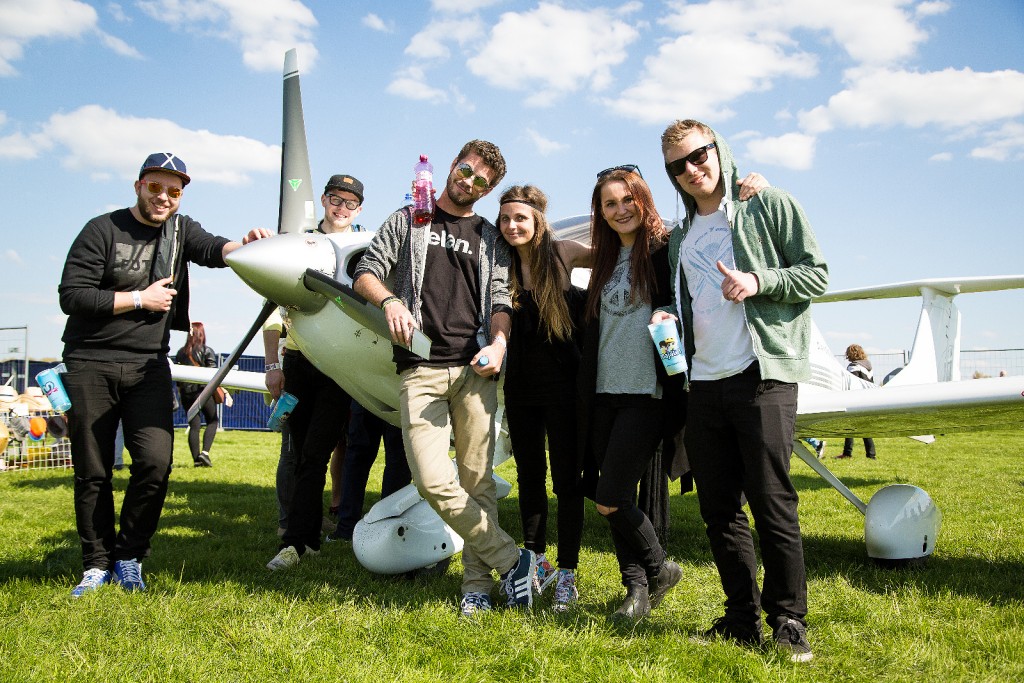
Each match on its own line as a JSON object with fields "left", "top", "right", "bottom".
{"left": 584, "top": 169, "right": 667, "bottom": 321}
{"left": 498, "top": 185, "right": 574, "bottom": 342}
{"left": 183, "top": 321, "right": 207, "bottom": 360}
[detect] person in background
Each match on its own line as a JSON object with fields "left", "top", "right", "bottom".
{"left": 837, "top": 344, "right": 876, "bottom": 459}
{"left": 59, "top": 152, "right": 271, "bottom": 597}
{"left": 175, "top": 321, "right": 219, "bottom": 467}
{"left": 353, "top": 140, "right": 538, "bottom": 616}
{"left": 654, "top": 119, "right": 828, "bottom": 661}
{"left": 497, "top": 184, "right": 590, "bottom": 612}
{"left": 577, "top": 165, "right": 685, "bottom": 622}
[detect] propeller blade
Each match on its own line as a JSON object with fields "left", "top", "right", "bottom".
{"left": 186, "top": 300, "right": 277, "bottom": 421}
{"left": 278, "top": 48, "right": 316, "bottom": 235}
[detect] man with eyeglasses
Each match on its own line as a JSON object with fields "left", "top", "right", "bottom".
{"left": 651, "top": 120, "right": 828, "bottom": 661}
{"left": 265, "top": 174, "right": 366, "bottom": 570}
{"left": 59, "top": 152, "right": 272, "bottom": 597}
{"left": 354, "top": 140, "right": 539, "bottom": 616}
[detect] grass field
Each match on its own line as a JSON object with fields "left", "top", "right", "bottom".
{"left": 1, "top": 428, "right": 1022, "bottom": 682}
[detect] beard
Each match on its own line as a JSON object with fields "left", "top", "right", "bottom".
{"left": 135, "top": 197, "right": 175, "bottom": 225}
{"left": 444, "top": 177, "right": 477, "bottom": 209}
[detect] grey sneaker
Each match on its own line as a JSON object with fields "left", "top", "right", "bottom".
{"left": 552, "top": 569, "right": 578, "bottom": 613}
{"left": 774, "top": 618, "right": 813, "bottom": 662}
{"left": 499, "top": 548, "right": 536, "bottom": 608}
{"left": 267, "top": 546, "right": 300, "bottom": 571}
{"left": 71, "top": 568, "right": 111, "bottom": 597}
{"left": 112, "top": 559, "right": 145, "bottom": 591}
{"left": 194, "top": 451, "right": 212, "bottom": 467}
{"left": 459, "top": 592, "right": 493, "bottom": 617}
{"left": 814, "top": 440, "right": 826, "bottom": 458}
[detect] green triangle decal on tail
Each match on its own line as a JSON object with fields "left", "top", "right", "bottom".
{"left": 288, "top": 179, "right": 302, "bottom": 191}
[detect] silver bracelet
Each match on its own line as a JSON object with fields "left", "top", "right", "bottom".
{"left": 132, "top": 290, "right": 142, "bottom": 310}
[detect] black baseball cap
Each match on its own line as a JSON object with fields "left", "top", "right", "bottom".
{"left": 324, "top": 174, "right": 364, "bottom": 203}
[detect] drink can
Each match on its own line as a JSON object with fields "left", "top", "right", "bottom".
{"left": 35, "top": 363, "right": 72, "bottom": 412}
{"left": 648, "top": 320, "right": 687, "bottom": 376}
{"left": 267, "top": 391, "right": 299, "bottom": 432}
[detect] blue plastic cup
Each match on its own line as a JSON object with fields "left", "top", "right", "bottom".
{"left": 35, "top": 363, "right": 72, "bottom": 412}
{"left": 648, "top": 320, "right": 687, "bottom": 376}
{"left": 267, "top": 391, "right": 299, "bottom": 432}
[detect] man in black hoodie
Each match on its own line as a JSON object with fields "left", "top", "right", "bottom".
{"left": 59, "top": 152, "right": 271, "bottom": 597}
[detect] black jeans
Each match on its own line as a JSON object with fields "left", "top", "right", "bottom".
{"left": 842, "top": 437, "right": 876, "bottom": 457}
{"left": 506, "top": 401, "right": 585, "bottom": 569}
{"left": 592, "top": 393, "right": 667, "bottom": 586}
{"left": 280, "top": 350, "right": 350, "bottom": 553}
{"left": 685, "top": 363, "right": 807, "bottom": 629}
{"left": 333, "top": 400, "right": 411, "bottom": 539}
{"left": 64, "top": 358, "right": 174, "bottom": 570}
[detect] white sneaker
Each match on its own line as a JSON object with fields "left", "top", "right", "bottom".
{"left": 267, "top": 546, "right": 300, "bottom": 571}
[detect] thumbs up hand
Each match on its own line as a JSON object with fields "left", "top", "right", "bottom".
{"left": 717, "top": 260, "right": 759, "bottom": 302}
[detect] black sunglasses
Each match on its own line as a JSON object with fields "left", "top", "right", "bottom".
{"left": 665, "top": 142, "right": 716, "bottom": 177}
{"left": 596, "top": 164, "right": 642, "bottom": 179}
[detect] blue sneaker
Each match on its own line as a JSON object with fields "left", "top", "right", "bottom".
{"left": 113, "top": 559, "right": 146, "bottom": 591}
{"left": 71, "top": 568, "right": 111, "bottom": 597}
{"left": 459, "top": 592, "right": 493, "bottom": 617}
{"left": 500, "top": 548, "right": 537, "bottom": 608}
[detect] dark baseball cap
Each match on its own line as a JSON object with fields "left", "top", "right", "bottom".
{"left": 139, "top": 152, "right": 191, "bottom": 185}
{"left": 324, "top": 174, "right": 364, "bottom": 203}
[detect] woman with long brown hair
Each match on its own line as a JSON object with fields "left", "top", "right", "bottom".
{"left": 577, "top": 165, "right": 684, "bottom": 621}
{"left": 174, "top": 321, "right": 219, "bottom": 467}
{"left": 497, "top": 184, "right": 590, "bottom": 611}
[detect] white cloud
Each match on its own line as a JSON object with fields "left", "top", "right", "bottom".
{"left": 2, "top": 105, "right": 279, "bottom": 184}
{"left": 405, "top": 18, "right": 485, "bottom": 61}
{"left": 386, "top": 67, "right": 448, "bottom": 104}
{"left": 2, "top": 249, "right": 22, "bottom": 265}
{"left": 0, "top": 0, "right": 98, "bottom": 76}
{"left": 916, "top": 1, "right": 950, "bottom": 18}
{"left": 136, "top": 0, "right": 318, "bottom": 72}
{"left": 362, "top": 13, "right": 392, "bottom": 33}
{"left": 467, "top": 4, "right": 639, "bottom": 105}
{"left": 928, "top": 152, "right": 952, "bottom": 162}
{"left": 798, "top": 68, "right": 1024, "bottom": 134}
{"left": 745, "top": 132, "right": 816, "bottom": 170}
{"left": 970, "top": 121, "right": 1024, "bottom": 162}
{"left": 523, "top": 128, "right": 567, "bottom": 156}
{"left": 431, "top": 0, "right": 503, "bottom": 14}
{"left": 96, "top": 30, "right": 142, "bottom": 59}
{"left": 107, "top": 3, "right": 129, "bottom": 22}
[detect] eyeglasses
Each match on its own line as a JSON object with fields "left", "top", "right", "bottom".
{"left": 325, "top": 194, "right": 360, "bottom": 210}
{"left": 144, "top": 181, "right": 182, "bottom": 199}
{"left": 597, "top": 164, "right": 643, "bottom": 180}
{"left": 664, "top": 142, "right": 717, "bottom": 177}
{"left": 454, "top": 162, "right": 491, "bottom": 190}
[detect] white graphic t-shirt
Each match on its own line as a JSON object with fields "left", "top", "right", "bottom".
{"left": 680, "top": 210, "right": 756, "bottom": 380}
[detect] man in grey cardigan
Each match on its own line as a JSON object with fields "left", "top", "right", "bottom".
{"left": 353, "top": 140, "right": 537, "bottom": 616}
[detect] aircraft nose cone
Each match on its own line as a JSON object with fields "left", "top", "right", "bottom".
{"left": 226, "top": 233, "right": 338, "bottom": 311}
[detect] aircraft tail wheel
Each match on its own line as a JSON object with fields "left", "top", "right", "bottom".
{"left": 864, "top": 484, "right": 942, "bottom": 567}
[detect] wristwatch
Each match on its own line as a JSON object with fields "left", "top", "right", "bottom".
{"left": 265, "top": 362, "right": 282, "bottom": 372}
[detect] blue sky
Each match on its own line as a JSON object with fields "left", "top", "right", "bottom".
{"left": 1, "top": 0, "right": 1022, "bottom": 364}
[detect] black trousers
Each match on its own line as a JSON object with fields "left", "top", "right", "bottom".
{"left": 685, "top": 363, "right": 808, "bottom": 629}
{"left": 506, "top": 400, "right": 585, "bottom": 569}
{"left": 280, "top": 350, "right": 350, "bottom": 553}
{"left": 64, "top": 358, "right": 174, "bottom": 570}
{"left": 592, "top": 393, "right": 667, "bottom": 586}
{"left": 842, "top": 437, "right": 876, "bottom": 457}
{"left": 333, "top": 400, "right": 411, "bottom": 539}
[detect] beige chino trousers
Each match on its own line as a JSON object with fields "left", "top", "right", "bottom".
{"left": 400, "top": 365, "right": 519, "bottom": 594}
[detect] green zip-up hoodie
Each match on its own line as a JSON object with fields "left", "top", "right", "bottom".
{"left": 661, "top": 128, "right": 829, "bottom": 383}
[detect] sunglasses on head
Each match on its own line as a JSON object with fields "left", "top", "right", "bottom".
{"left": 664, "top": 142, "right": 717, "bottom": 177}
{"left": 597, "top": 164, "right": 642, "bottom": 179}
{"left": 144, "top": 181, "right": 182, "bottom": 199}
{"left": 325, "top": 193, "right": 360, "bottom": 210}
{"left": 454, "top": 162, "right": 491, "bottom": 190}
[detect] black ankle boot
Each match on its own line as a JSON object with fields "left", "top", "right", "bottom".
{"left": 610, "top": 584, "right": 650, "bottom": 621}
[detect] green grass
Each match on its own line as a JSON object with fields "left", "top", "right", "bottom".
{"left": 1, "top": 429, "right": 1022, "bottom": 682}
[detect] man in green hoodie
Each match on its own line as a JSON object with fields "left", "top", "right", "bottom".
{"left": 652, "top": 120, "right": 828, "bottom": 662}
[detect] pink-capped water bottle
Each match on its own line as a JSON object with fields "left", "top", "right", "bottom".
{"left": 412, "top": 154, "right": 434, "bottom": 225}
